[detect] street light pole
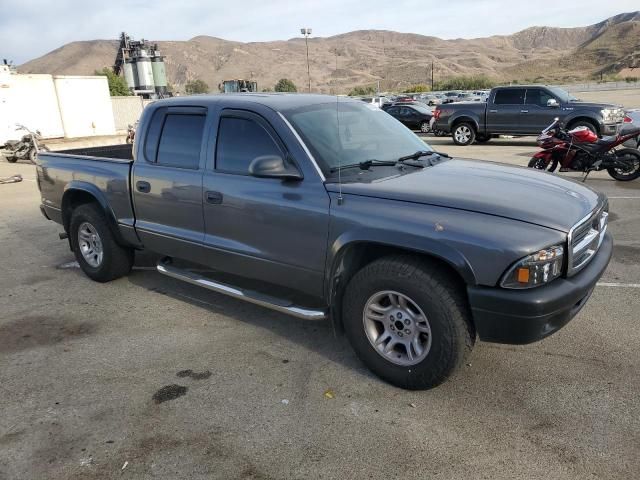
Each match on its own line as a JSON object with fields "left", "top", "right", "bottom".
{"left": 300, "top": 28, "right": 312, "bottom": 92}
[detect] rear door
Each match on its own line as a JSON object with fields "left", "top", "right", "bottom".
{"left": 523, "top": 88, "right": 559, "bottom": 133}
{"left": 132, "top": 106, "right": 207, "bottom": 263}
{"left": 201, "top": 108, "right": 330, "bottom": 298}
{"left": 486, "top": 88, "right": 525, "bottom": 133}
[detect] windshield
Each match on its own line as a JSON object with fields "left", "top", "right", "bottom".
{"left": 547, "top": 86, "right": 578, "bottom": 103}
{"left": 283, "top": 101, "right": 431, "bottom": 176}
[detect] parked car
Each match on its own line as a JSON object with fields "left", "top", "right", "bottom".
{"left": 421, "top": 94, "right": 443, "bottom": 106}
{"left": 36, "top": 94, "right": 612, "bottom": 390}
{"left": 384, "top": 103, "right": 433, "bottom": 132}
{"left": 433, "top": 85, "right": 626, "bottom": 145}
{"left": 622, "top": 110, "right": 640, "bottom": 149}
{"left": 361, "top": 96, "right": 392, "bottom": 109}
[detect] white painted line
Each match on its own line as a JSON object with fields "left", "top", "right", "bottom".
{"left": 597, "top": 282, "right": 640, "bottom": 288}
{"left": 607, "top": 196, "right": 640, "bottom": 199}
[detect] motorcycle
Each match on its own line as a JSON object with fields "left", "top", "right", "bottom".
{"left": 528, "top": 118, "right": 640, "bottom": 181}
{"left": 126, "top": 122, "right": 137, "bottom": 144}
{"left": 1, "top": 124, "right": 49, "bottom": 164}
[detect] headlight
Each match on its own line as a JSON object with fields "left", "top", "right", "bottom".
{"left": 601, "top": 108, "right": 623, "bottom": 123}
{"left": 500, "top": 245, "right": 564, "bottom": 289}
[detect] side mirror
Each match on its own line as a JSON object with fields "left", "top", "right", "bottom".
{"left": 248, "top": 155, "right": 302, "bottom": 180}
{"left": 547, "top": 98, "right": 559, "bottom": 108}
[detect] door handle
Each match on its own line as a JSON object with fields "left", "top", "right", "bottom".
{"left": 489, "top": 109, "right": 498, "bottom": 113}
{"left": 205, "top": 191, "right": 223, "bottom": 204}
{"left": 521, "top": 110, "right": 529, "bottom": 113}
{"left": 136, "top": 181, "right": 151, "bottom": 193}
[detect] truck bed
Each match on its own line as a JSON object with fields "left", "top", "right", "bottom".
{"left": 36, "top": 144, "right": 136, "bottom": 232}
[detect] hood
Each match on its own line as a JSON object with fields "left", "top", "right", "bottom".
{"left": 327, "top": 159, "right": 603, "bottom": 232}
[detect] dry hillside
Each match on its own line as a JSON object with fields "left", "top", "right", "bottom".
{"left": 19, "top": 11, "right": 640, "bottom": 93}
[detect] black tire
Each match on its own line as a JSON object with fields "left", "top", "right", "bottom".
{"left": 568, "top": 120, "right": 598, "bottom": 136}
{"left": 6, "top": 156, "right": 18, "bottom": 163}
{"left": 420, "top": 121, "right": 430, "bottom": 134}
{"left": 342, "top": 255, "right": 474, "bottom": 390}
{"left": 607, "top": 148, "right": 640, "bottom": 181}
{"left": 69, "top": 204, "right": 134, "bottom": 282}
{"left": 475, "top": 135, "right": 491, "bottom": 143}
{"left": 528, "top": 156, "right": 558, "bottom": 172}
{"left": 451, "top": 122, "right": 476, "bottom": 146}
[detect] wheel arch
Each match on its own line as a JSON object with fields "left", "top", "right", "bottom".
{"left": 450, "top": 114, "right": 479, "bottom": 132}
{"left": 565, "top": 115, "right": 601, "bottom": 135}
{"left": 325, "top": 236, "right": 477, "bottom": 333}
{"left": 61, "top": 182, "right": 131, "bottom": 248}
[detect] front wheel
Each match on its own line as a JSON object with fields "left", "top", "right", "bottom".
{"left": 342, "top": 256, "right": 474, "bottom": 390}
{"left": 70, "top": 204, "right": 134, "bottom": 282}
{"left": 452, "top": 122, "right": 476, "bottom": 146}
{"left": 608, "top": 148, "right": 640, "bottom": 181}
{"left": 528, "top": 156, "right": 558, "bottom": 172}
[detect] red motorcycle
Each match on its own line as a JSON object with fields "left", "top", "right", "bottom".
{"left": 528, "top": 118, "right": 640, "bottom": 181}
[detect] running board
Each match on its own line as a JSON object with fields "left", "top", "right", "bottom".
{"left": 156, "top": 258, "right": 327, "bottom": 321}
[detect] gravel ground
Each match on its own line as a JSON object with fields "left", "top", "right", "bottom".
{"left": 0, "top": 138, "right": 639, "bottom": 480}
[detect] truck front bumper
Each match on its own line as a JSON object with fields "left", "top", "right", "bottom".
{"left": 467, "top": 232, "right": 612, "bottom": 345}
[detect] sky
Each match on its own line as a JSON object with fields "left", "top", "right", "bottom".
{"left": 1, "top": 0, "right": 638, "bottom": 64}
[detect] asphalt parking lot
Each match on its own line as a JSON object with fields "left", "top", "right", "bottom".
{"left": 1, "top": 138, "right": 639, "bottom": 480}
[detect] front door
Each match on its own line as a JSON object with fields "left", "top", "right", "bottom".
{"left": 132, "top": 106, "right": 207, "bottom": 263}
{"left": 201, "top": 109, "right": 330, "bottom": 298}
{"left": 523, "top": 88, "right": 559, "bottom": 133}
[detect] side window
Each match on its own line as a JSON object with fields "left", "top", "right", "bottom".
{"left": 216, "top": 116, "right": 283, "bottom": 174}
{"left": 493, "top": 89, "right": 525, "bottom": 105}
{"left": 156, "top": 114, "right": 205, "bottom": 168}
{"left": 387, "top": 107, "right": 399, "bottom": 115}
{"left": 144, "top": 108, "right": 165, "bottom": 162}
{"left": 526, "top": 89, "right": 554, "bottom": 107}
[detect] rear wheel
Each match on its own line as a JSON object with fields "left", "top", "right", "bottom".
{"left": 452, "top": 122, "right": 476, "bottom": 146}
{"left": 6, "top": 156, "right": 18, "bottom": 163}
{"left": 607, "top": 148, "right": 640, "bottom": 181}
{"left": 342, "top": 256, "right": 474, "bottom": 390}
{"left": 420, "top": 121, "right": 430, "bottom": 133}
{"left": 70, "top": 204, "right": 134, "bottom": 282}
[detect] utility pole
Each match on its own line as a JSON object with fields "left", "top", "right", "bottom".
{"left": 300, "top": 28, "right": 312, "bottom": 92}
{"left": 431, "top": 61, "right": 434, "bottom": 91}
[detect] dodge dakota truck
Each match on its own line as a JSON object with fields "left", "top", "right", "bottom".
{"left": 433, "top": 85, "right": 625, "bottom": 145}
{"left": 36, "top": 94, "right": 612, "bottom": 389}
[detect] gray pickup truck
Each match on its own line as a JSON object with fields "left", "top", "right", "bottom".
{"left": 36, "top": 94, "right": 612, "bottom": 389}
{"left": 433, "top": 85, "right": 625, "bottom": 145}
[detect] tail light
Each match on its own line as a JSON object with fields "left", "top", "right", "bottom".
{"left": 433, "top": 109, "right": 441, "bottom": 120}
{"left": 623, "top": 115, "right": 633, "bottom": 123}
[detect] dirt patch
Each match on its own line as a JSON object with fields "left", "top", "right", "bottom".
{"left": 0, "top": 316, "right": 97, "bottom": 354}
{"left": 612, "top": 244, "right": 640, "bottom": 264}
{"left": 152, "top": 385, "right": 188, "bottom": 404}
{"left": 176, "top": 369, "right": 212, "bottom": 380}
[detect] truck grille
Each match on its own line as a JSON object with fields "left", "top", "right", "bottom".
{"left": 568, "top": 203, "right": 608, "bottom": 276}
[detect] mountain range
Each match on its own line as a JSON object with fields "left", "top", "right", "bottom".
{"left": 19, "top": 11, "right": 640, "bottom": 93}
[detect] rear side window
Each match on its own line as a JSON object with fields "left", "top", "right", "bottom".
{"left": 216, "top": 117, "right": 282, "bottom": 174}
{"left": 156, "top": 114, "right": 205, "bottom": 168}
{"left": 493, "top": 89, "right": 525, "bottom": 105}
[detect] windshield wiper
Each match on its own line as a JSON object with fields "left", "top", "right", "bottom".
{"left": 397, "top": 150, "right": 450, "bottom": 162}
{"left": 329, "top": 159, "right": 397, "bottom": 173}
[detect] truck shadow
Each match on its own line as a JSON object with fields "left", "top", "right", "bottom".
{"left": 126, "top": 252, "right": 376, "bottom": 381}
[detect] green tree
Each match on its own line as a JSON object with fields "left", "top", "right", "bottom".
{"left": 185, "top": 79, "right": 210, "bottom": 94}
{"left": 94, "top": 68, "right": 130, "bottom": 96}
{"left": 403, "top": 84, "right": 430, "bottom": 93}
{"left": 348, "top": 85, "right": 376, "bottom": 96}
{"left": 275, "top": 78, "right": 297, "bottom": 92}
{"left": 433, "top": 75, "right": 495, "bottom": 91}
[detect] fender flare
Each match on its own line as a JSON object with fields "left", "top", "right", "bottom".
{"left": 448, "top": 113, "right": 480, "bottom": 133}
{"left": 324, "top": 228, "right": 478, "bottom": 302}
{"left": 563, "top": 112, "right": 602, "bottom": 133}
{"left": 61, "top": 181, "right": 132, "bottom": 248}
